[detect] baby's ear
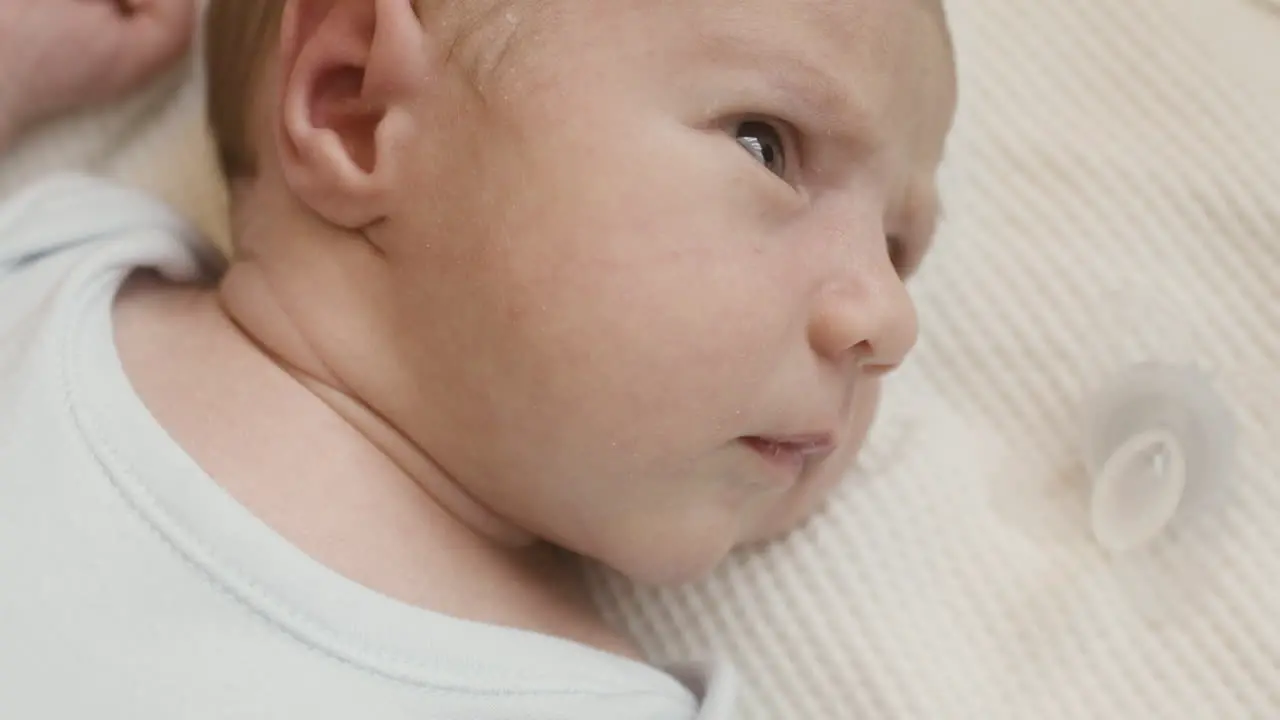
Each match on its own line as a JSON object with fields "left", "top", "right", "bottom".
{"left": 276, "top": 0, "right": 427, "bottom": 228}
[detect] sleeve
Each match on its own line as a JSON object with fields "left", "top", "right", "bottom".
{"left": 0, "top": 173, "right": 201, "bottom": 279}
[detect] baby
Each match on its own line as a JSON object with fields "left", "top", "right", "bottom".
{"left": 0, "top": 0, "right": 955, "bottom": 717}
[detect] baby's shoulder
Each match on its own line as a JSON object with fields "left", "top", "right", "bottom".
{"left": 0, "top": 173, "right": 208, "bottom": 289}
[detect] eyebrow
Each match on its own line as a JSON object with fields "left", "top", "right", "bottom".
{"left": 697, "top": 30, "right": 883, "bottom": 145}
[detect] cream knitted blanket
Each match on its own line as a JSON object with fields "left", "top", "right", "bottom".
{"left": 2, "top": 1, "right": 1277, "bottom": 717}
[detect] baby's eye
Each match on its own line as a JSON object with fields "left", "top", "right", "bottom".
{"left": 735, "top": 121, "right": 787, "bottom": 178}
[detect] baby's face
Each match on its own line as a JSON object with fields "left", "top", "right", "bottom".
{"left": 374, "top": 0, "right": 956, "bottom": 584}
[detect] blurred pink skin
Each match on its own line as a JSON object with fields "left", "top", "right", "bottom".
{"left": 0, "top": 0, "right": 196, "bottom": 146}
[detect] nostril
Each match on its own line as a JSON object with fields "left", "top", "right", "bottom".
{"left": 850, "top": 339, "right": 874, "bottom": 362}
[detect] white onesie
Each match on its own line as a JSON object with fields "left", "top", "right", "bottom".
{"left": 0, "top": 175, "right": 736, "bottom": 719}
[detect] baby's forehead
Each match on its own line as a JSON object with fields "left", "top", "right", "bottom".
{"left": 668, "top": 0, "right": 954, "bottom": 138}
{"left": 654, "top": 0, "right": 951, "bottom": 93}
{"left": 495, "top": 0, "right": 951, "bottom": 99}
{"left": 487, "top": 0, "right": 954, "bottom": 170}
{"left": 672, "top": 0, "right": 946, "bottom": 50}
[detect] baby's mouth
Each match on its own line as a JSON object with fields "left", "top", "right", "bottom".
{"left": 741, "top": 435, "right": 836, "bottom": 482}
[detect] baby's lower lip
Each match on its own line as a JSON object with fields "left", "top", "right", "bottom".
{"left": 741, "top": 436, "right": 831, "bottom": 483}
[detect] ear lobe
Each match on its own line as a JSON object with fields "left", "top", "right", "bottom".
{"left": 276, "top": 0, "right": 426, "bottom": 229}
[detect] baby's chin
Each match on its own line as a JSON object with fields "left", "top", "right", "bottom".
{"left": 577, "top": 391, "right": 878, "bottom": 585}
{"left": 594, "top": 462, "right": 844, "bottom": 586}
{"left": 739, "top": 459, "right": 848, "bottom": 544}
{"left": 586, "top": 513, "right": 747, "bottom": 589}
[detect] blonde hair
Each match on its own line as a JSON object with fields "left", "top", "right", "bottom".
{"left": 204, "top": 2, "right": 287, "bottom": 181}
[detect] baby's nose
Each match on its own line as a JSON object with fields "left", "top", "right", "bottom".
{"left": 807, "top": 252, "right": 918, "bottom": 372}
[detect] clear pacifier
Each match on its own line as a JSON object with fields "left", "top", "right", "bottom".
{"left": 1078, "top": 281, "right": 1238, "bottom": 553}
{"left": 1083, "top": 361, "right": 1236, "bottom": 552}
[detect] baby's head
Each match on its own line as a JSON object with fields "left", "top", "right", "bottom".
{"left": 205, "top": 0, "right": 956, "bottom": 585}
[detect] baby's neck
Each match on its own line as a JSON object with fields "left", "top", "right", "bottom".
{"left": 112, "top": 271, "right": 643, "bottom": 661}
{"left": 219, "top": 259, "right": 536, "bottom": 547}
{"left": 219, "top": 185, "right": 541, "bottom": 548}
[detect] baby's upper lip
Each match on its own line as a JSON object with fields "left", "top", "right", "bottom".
{"left": 746, "top": 433, "right": 837, "bottom": 457}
